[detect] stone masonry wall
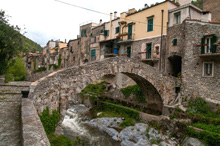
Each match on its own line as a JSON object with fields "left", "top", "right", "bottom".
{"left": 29, "top": 57, "right": 178, "bottom": 120}
{"left": 132, "top": 35, "right": 167, "bottom": 71}
{"left": 25, "top": 71, "right": 53, "bottom": 82}
{"left": 167, "top": 20, "right": 220, "bottom": 107}
{"left": 182, "top": 21, "right": 220, "bottom": 105}
{"left": 22, "top": 98, "right": 50, "bottom": 146}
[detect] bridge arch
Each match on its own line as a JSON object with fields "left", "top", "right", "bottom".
{"left": 30, "top": 57, "right": 177, "bottom": 117}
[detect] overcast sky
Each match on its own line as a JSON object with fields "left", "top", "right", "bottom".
{"left": 1, "top": 0, "right": 165, "bottom": 47}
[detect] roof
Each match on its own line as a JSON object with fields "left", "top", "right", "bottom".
{"left": 125, "top": 0, "right": 178, "bottom": 17}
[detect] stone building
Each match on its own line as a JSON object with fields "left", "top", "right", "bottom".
{"left": 90, "top": 21, "right": 104, "bottom": 62}
{"left": 203, "top": 0, "right": 220, "bottom": 21}
{"left": 117, "top": 0, "right": 179, "bottom": 71}
{"left": 100, "top": 12, "right": 121, "bottom": 59}
{"left": 59, "top": 47, "right": 69, "bottom": 68}
{"left": 79, "top": 22, "right": 99, "bottom": 65}
{"left": 166, "top": 18, "right": 220, "bottom": 104}
{"left": 68, "top": 39, "right": 81, "bottom": 66}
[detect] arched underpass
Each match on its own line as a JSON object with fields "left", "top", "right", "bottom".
{"left": 29, "top": 57, "right": 178, "bottom": 121}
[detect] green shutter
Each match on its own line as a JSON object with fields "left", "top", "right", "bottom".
{"left": 84, "top": 29, "right": 87, "bottom": 37}
{"left": 201, "top": 37, "right": 205, "bottom": 54}
{"left": 172, "top": 38, "right": 177, "bottom": 46}
{"left": 211, "top": 35, "right": 217, "bottom": 53}
{"left": 91, "top": 49, "right": 96, "bottom": 57}
{"left": 104, "top": 30, "right": 109, "bottom": 36}
{"left": 146, "top": 44, "right": 152, "bottom": 59}
{"left": 127, "top": 47, "right": 131, "bottom": 58}
{"left": 116, "top": 27, "right": 120, "bottom": 33}
{"left": 147, "top": 18, "right": 154, "bottom": 32}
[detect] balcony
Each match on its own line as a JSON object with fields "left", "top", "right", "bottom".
{"left": 197, "top": 43, "right": 220, "bottom": 58}
{"left": 139, "top": 51, "right": 159, "bottom": 64}
{"left": 117, "top": 33, "right": 134, "bottom": 44}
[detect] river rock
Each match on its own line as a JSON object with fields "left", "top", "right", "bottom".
{"left": 148, "top": 128, "right": 160, "bottom": 140}
{"left": 121, "top": 140, "right": 135, "bottom": 146}
{"left": 182, "top": 137, "right": 205, "bottom": 146}
{"left": 119, "top": 123, "right": 148, "bottom": 144}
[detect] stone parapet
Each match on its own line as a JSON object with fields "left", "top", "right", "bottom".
{"left": 21, "top": 98, "right": 50, "bottom": 146}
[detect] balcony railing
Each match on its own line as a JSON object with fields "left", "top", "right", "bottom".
{"left": 195, "top": 43, "right": 220, "bottom": 57}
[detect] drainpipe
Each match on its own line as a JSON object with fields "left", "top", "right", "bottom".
{"left": 160, "top": 9, "right": 164, "bottom": 71}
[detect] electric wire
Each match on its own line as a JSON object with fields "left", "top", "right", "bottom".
{"left": 54, "top": 0, "right": 167, "bottom": 28}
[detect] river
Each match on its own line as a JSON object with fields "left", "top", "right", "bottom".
{"left": 62, "top": 104, "right": 120, "bottom": 146}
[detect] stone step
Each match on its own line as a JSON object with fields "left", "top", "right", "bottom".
{"left": 0, "top": 93, "right": 22, "bottom": 102}
{"left": 0, "top": 85, "right": 29, "bottom": 93}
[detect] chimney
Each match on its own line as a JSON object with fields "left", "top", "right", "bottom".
{"left": 65, "top": 39, "right": 66, "bottom": 43}
{"left": 99, "top": 19, "right": 102, "bottom": 25}
{"left": 110, "top": 13, "right": 113, "bottom": 21}
{"left": 145, "top": 4, "right": 149, "bottom": 8}
{"left": 114, "top": 11, "right": 117, "bottom": 19}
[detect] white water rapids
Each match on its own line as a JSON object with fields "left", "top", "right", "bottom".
{"left": 62, "top": 104, "right": 120, "bottom": 146}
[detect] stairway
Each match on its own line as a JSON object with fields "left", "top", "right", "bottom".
{"left": 0, "top": 82, "right": 31, "bottom": 146}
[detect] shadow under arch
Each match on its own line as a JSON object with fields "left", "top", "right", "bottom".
{"left": 80, "top": 72, "right": 163, "bottom": 115}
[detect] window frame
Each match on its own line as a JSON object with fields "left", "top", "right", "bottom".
{"left": 147, "top": 17, "right": 154, "bottom": 32}
{"left": 203, "top": 62, "right": 214, "bottom": 77}
{"left": 174, "top": 12, "right": 181, "bottom": 24}
{"left": 115, "top": 27, "right": 120, "bottom": 34}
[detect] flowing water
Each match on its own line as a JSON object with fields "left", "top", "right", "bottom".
{"left": 62, "top": 104, "right": 120, "bottom": 146}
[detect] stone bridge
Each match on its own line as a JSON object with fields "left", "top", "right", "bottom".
{"left": 29, "top": 57, "right": 179, "bottom": 117}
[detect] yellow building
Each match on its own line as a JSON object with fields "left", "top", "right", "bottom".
{"left": 117, "top": 1, "right": 178, "bottom": 70}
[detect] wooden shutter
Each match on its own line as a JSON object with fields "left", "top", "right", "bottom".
{"left": 147, "top": 18, "right": 153, "bottom": 32}
{"left": 211, "top": 35, "right": 217, "bottom": 53}
{"left": 201, "top": 37, "right": 205, "bottom": 54}
{"left": 104, "top": 30, "right": 109, "bottom": 36}
{"left": 91, "top": 49, "right": 96, "bottom": 57}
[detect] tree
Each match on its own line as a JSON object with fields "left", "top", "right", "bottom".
{"left": 192, "top": 0, "right": 203, "bottom": 9}
{"left": 0, "top": 10, "right": 23, "bottom": 75}
{"left": 5, "top": 57, "right": 27, "bottom": 82}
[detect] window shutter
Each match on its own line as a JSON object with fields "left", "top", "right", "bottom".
{"left": 104, "top": 30, "right": 109, "bottom": 36}
{"left": 84, "top": 29, "right": 87, "bottom": 37}
{"left": 211, "top": 35, "right": 217, "bottom": 53}
{"left": 147, "top": 18, "right": 153, "bottom": 32}
{"left": 81, "top": 30, "right": 83, "bottom": 37}
{"left": 201, "top": 37, "right": 205, "bottom": 54}
{"left": 91, "top": 49, "right": 96, "bottom": 57}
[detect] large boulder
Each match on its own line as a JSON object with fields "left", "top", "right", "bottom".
{"left": 182, "top": 137, "right": 205, "bottom": 146}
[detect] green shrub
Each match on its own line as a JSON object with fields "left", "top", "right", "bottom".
{"left": 120, "top": 84, "right": 146, "bottom": 103}
{"left": 100, "top": 102, "right": 139, "bottom": 121}
{"left": 33, "top": 67, "right": 46, "bottom": 73}
{"left": 186, "top": 127, "right": 220, "bottom": 146}
{"left": 191, "top": 123, "right": 220, "bottom": 134}
{"left": 119, "top": 118, "right": 135, "bottom": 128}
{"left": 79, "top": 82, "right": 107, "bottom": 100}
{"left": 49, "top": 135, "right": 85, "bottom": 146}
{"left": 5, "top": 56, "right": 27, "bottom": 82}
{"left": 187, "top": 97, "right": 210, "bottom": 114}
{"left": 39, "top": 107, "right": 60, "bottom": 135}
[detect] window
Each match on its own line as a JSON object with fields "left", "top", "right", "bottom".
{"left": 104, "top": 30, "right": 109, "bottom": 36}
{"left": 203, "top": 62, "right": 214, "bottom": 77}
{"left": 147, "top": 17, "right": 154, "bottom": 32}
{"left": 115, "top": 27, "right": 120, "bottom": 34}
{"left": 70, "top": 46, "right": 73, "bottom": 53}
{"left": 81, "top": 29, "right": 87, "bottom": 37}
{"left": 172, "top": 38, "right": 177, "bottom": 46}
{"left": 201, "top": 35, "right": 217, "bottom": 54}
{"left": 146, "top": 43, "right": 152, "bottom": 59}
{"left": 91, "top": 49, "right": 96, "bottom": 57}
{"left": 174, "top": 12, "right": 181, "bottom": 24}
